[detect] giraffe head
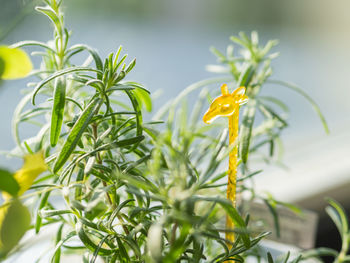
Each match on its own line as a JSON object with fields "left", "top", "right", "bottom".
{"left": 203, "top": 84, "right": 248, "bottom": 124}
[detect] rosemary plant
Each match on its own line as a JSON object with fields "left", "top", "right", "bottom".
{"left": 2, "top": 0, "right": 347, "bottom": 262}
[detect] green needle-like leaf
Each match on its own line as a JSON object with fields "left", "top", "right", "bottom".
{"left": 32, "top": 67, "right": 102, "bottom": 105}
{"left": 238, "top": 64, "right": 255, "bottom": 87}
{"left": 76, "top": 223, "right": 114, "bottom": 256}
{"left": 50, "top": 77, "right": 66, "bottom": 147}
{"left": 268, "top": 80, "right": 329, "bottom": 134}
{"left": 53, "top": 98, "right": 103, "bottom": 173}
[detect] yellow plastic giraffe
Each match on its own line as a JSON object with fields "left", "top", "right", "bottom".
{"left": 203, "top": 84, "right": 248, "bottom": 246}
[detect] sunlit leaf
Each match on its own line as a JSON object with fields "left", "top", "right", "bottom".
{"left": 0, "top": 46, "right": 32, "bottom": 80}
{"left": 133, "top": 88, "right": 152, "bottom": 112}
{"left": 0, "top": 199, "right": 31, "bottom": 258}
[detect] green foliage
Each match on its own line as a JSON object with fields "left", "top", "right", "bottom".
{"left": 0, "top": 168, "right": 19, "bottom": 196}
{"left": 0, "top": 0, "right": 334, "bottom": 262}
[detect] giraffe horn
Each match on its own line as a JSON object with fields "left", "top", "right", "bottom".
{"left": 221, "top": 84, "right": 229, "bottom": 95}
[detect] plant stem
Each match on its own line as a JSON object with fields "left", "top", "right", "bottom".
{"left": 92, "top": 123, "right": 130, "bottom": 236}
{"left": 170, "top": 222, "right": 178, "bottom": 245}
{"left": 92, "top": 123, "right": 113, "bottom": 205}
{"left": 335, "top": 234, "right": 350, "bottom": 263}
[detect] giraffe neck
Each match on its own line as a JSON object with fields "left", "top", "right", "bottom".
{"left": 228, "top": 105, "right": 239, "bottom": 206}
{"left": 226, "top": 105, "right": 239, "bottom": 245}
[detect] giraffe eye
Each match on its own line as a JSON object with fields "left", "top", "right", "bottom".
{"left": 221, "top": 104, "right": 232, "bottom": 113}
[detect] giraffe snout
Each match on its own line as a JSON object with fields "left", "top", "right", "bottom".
{"left": 203, "top": 108, "right": 218, "bottom": 124}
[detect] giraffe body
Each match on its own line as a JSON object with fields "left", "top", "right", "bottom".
{"left": 203, "top": 84, "right": 248, "bottom": 246}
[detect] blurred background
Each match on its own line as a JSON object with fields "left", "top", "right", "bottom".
{"left": 1, "top": 0, "right": 350, "bottom": 261}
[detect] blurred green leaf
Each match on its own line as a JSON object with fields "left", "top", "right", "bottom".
{"left": 0, "top": 46, "right": 32, "bottom": 80}
{"left": 116, "top": 237, "right": 130, "bottom": 262}
{"left": 0, "top": 168, "right": 19, "bottom": 196}
{"left": 11, "top": 40, "right": 56, "bottom": 53}
{"left": 238, "top": 64, "right": 255, "bottom": 87}
{"left": 267, "top": 252, "right": 274, "bottom": 263}
{"left": 282, "top": 251, "right": 290, "bottom": 263}
{"left": 230, "top": 35, "right": 250, "bottom": 50}
{"left": 326, "top": 198, "right": 348, "bottom": 239}
{"left": 39, "top": 209, "right": 72, "bottom": 218}
{"left": 35, "top": 6, "right": 61, "bottom": 35}
{"left": 0, "top": 57, "right": 4, "bottom": 77}
{"left": 219, "top": 201, "right": 251, "bottom": 248}
{"left": 302, "top": 247, "right": 338, "bottom": 260}
{"left": 52, "top": 230, "right": 76, "bottom": 263}
{"left": 263, "top": 198, "right": 280, "bottom": 238}
{"left": 0, "top": 199, "right": 31, "bottom": 258}
{"left": 239, "top": 99, "right": 256, "bottom": 164}
{"left": 210, "top": 46, "right": 226, "bottom": 62}
{"left": 268, "top": 80, "right": 329, "bottom": 134}
{"left": 133, "top": 88, "right": 152, "bottom": 112}
{"left": 35, "top": 190, "right": 51, "bottom": 233}
{"left": 67, "top": 44, "right": 103, "bottom": 78}
{"left": 125, "top": 90, "right": 143, "bottom": 137}
{"left": 259, "top": 96, "right": 289, "bottom": 113}
{"left": 52, "top": 223, "right": 64, "bottom": 263}
{"left": 125, "top": 58, "right": 136, "bottom": 74}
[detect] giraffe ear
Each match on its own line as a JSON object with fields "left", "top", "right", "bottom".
{"left": 237, "top": 94, "right": 249, "bottom": 105}
{"left": 221, "top": 84, "right": 229, "bottom": 95}
{"left": 232, "top": 86, "right": 246, "bottom": 96}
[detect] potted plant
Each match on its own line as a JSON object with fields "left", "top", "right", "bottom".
{"left": 0, "top": 0, "right": 349, "bottom": 262}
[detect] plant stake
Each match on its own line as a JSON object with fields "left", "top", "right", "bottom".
{"left": 203, "top": 84, "right": 248, "bottom": 246}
